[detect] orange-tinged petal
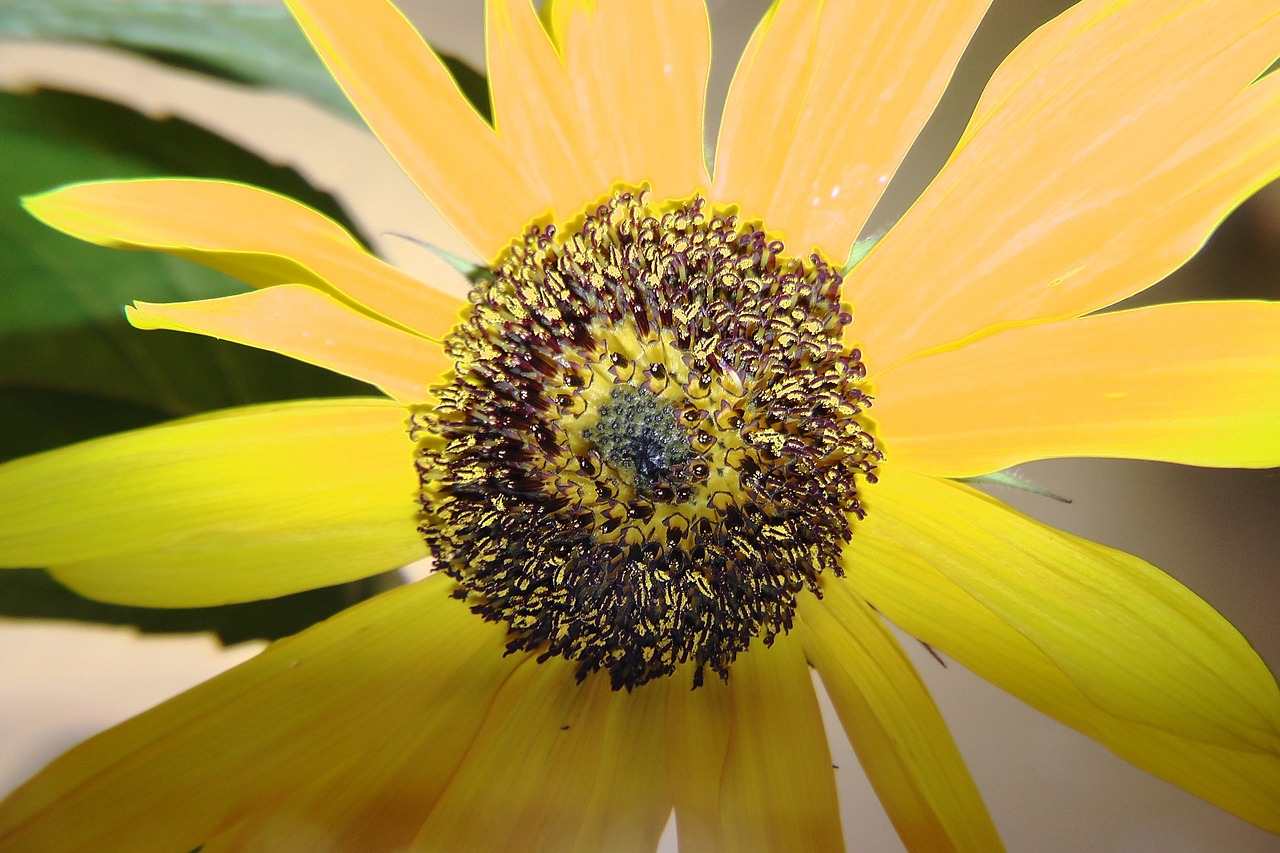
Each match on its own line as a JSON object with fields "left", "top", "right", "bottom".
{"left": 127, "top": 285, "right": 449, "bottom": 404}
{"left": 0, "top": 575, "right": 523, "bottom": 852}
{"left": 849, "top": 0, "right": 1280, "bottom": 370}
{"left": 799, "top": 585, "right": 1004, "bottom": 852}
{"left": 414, "top": 658, "right": 671, "bottom": 851}
{"left": 283, "top": 0, "right": 541, "bottom": 260}
{"left": 546, "top": 0, "right": 710, "bottom": 201}
{"left": 0, "top": 398, "right": 424, "bottom": 607}
{"left": 712, "top": 0, "right": 990, "bottom": 260}
{"left": 23, "top": 179, "right": 462, "bottom": 339}
{"left": 719, "top": 631, "right": 843, "bottom": 852}
{"left": 485, "top": 0, "right": 606, "bottom": 222}
{"left": 847, "top": 469, "right": 1280, "bottom": 831}
{"left": 857, "top": 468, "right": 1280, "bottom": 752}
{"left": 873, "top": 301, "right": 1280, "bottom": 477}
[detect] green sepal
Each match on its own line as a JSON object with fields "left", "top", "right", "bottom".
{"left": 842, "top": 234, "right": 882, "bottom": 274}
{"left": 387, "top": 232, "right": 493, "bottom": 285}
{"left": 958, "top": 469, "right": 1073, "bottom": 504}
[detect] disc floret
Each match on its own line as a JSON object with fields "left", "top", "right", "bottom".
{"left": 415, "top": 191, "right": 880, "bottom": 690}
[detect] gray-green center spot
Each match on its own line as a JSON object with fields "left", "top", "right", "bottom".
{"left": 585, "top": 383, "right": 691, "bottom": 493}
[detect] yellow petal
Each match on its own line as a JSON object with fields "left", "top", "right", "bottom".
{"left": 283, "top": 0, "right": 542, "bottom": 260}
{"left": 844, "top": 466, "right": 1280, "bottom": 828}
{"left": 485, "top": 0, "right": 606, "bottom": 221}
{"left": 413, "top": 659, "right": 671, "bottom": 851}
{"left": 720, "top": 631, "right": 843, "bottom": 852}
{"left": 0, "top": 575, "right": 522, "bottom": 852}
{"left": 23, "top": 179, "right": 462, "bottom": 339}
{"left": 547, "top": 0, "right": 710, "bottom": 201}
{"left": 798, "top": 585, "right": 1004, "bottom": 852}
{"left": 128, "top": 285, "right": 450, "bottom": 404}
{"left": 0, "top": 398, "right": 424, "bottom": 607}
{"left": 665, "top": 665, "right": 731, "bottom": 852}
{"left": 872, "top": 301, "right": 1280, "bottom": 477}
{"left": 712, "top": 0, "right": 990, "bottom": 259}
{"left": 848, "top": 1, "right": 1280, "bottom": 370}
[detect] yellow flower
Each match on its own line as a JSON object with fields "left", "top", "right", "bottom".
{"left": 2, "top": 0, "right": 1280, "bottom": 850}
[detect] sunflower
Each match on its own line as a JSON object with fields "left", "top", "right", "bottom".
{"left": 2, "top": 0, "right": 1279, "bottom": 849}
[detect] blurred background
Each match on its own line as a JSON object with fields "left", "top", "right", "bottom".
{"left": 0, "top": 0, "right": 1277, "bottom": 849}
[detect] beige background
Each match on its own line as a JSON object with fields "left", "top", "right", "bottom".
{"left": 1, "top": 0, "right": 1279, "bottom": 849}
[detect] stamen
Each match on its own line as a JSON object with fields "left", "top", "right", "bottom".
{"left": 414, "top": 191, "right": 880, "bottom": 690}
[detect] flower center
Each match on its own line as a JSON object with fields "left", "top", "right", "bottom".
{"left": 585, "top": 384, "right": 691, "bottom": 494}
{"left": 414, "top": 191, "right": 880, "bottom": 690}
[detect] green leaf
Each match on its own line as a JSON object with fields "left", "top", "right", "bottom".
{"left": 0, "top": 87, "right": 377, "bottom": 464}
{"left": 0, "top": 567, "right": 404, "bottom": 644}
{"left": 0, "top": 0, "right": 355, "bottom": 118}
{"left": 0, "top": 88, "right": 405, "bottom": 640}
{"left": 0, "top": 0, "right": 492, "bottom": 122}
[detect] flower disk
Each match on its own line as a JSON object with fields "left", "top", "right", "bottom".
{"left": 415, "top": 192, "right": 880, "bottom": 690}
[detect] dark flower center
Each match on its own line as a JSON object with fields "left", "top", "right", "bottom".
{"left": 584, "top": 384, "right": 692, "bottom": 494}
{"left": 414, "top": 191, "right": 880, "bottom": 690}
